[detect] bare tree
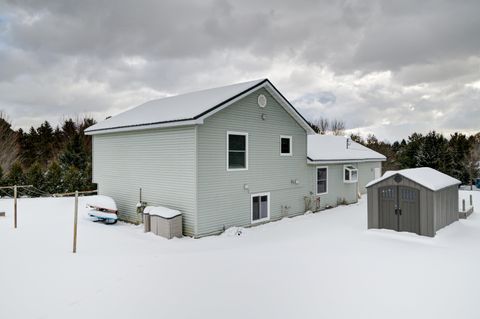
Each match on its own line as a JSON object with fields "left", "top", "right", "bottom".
{"left": 330, "top": 119, "right": 345, "bottom": 136}
{"left": 313, "top": 117, "right": 329, "bottom": 135}
{"left": 0, "top": 112, "right": 19, "bottom": 172}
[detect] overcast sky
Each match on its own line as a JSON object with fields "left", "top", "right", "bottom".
{"left": 0, "top": 0, "right": 479, "bottom": 141}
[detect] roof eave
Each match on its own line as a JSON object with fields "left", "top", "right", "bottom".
{"left": 85, "top": 119, "right": 203, "bottom": 135}
{"left": 307, "top": 157, "right": 386, "bottom": 164}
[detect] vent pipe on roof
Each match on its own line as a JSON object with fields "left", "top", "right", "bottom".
{"left": 346, "top": 137, "right": 351, "bottom": 149}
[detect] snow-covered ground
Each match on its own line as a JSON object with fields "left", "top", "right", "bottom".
{"left": 1, "top": 191, "right": 480, "bottom": 319}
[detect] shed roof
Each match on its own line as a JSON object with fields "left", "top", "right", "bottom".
{"left": 307, "top": 135, "right": 386, "bottom": 164}
{"left": 366, "top": 167, "right": 461, "bottom": 191}
{"left": 85, "top": 79, "right": 315, "bottom": 135}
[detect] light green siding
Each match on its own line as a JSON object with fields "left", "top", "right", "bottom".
{"left": 307, "top": 164, "right": 358, "bottom": 208}
{"left": 92, "top": 126, "right": 197, "bottom": 236}
{"left": 358, "top": 162, "right": 382, "bottom": 194}
{"left": 196, "top": 88, "right": 311, "bottom": 236}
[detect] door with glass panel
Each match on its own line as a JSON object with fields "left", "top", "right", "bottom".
{"left": 251, "top": 193, "right": 270, "bottom": 223}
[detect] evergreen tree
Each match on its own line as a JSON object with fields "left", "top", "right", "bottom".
{"left": 45, "top": 161, "right": 63, "bottom": 194}
{"left": 26, "top": 162, "right": 45, "bottom": 192}
{"left": 59, "top": 133, "right": 88, "bottom": 170}
{"left": 415, "top": 131, "right": 449, "bottom": 172}
{"left": 63, "top": 166, "right": 85, "bottom": 192}
{"left": 36, "top": 121, "right": 54, "bottom": 166}
{"left": 6, "top": 161, "right": 25, "bottom": 186}
{"left": 0, "top": 166, "right": 3, "bottom": 186}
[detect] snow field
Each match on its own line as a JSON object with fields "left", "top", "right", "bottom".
{"left": 1, "top": 191, "right": 480, "bottom": 319}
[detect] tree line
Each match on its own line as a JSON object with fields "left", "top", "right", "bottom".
{"left": 350, "top": 131, "right": 480, "bottom": 184}
{"left": 0, "top": 113, "right": 96, "bottom": 196}
{"left": 309, "top": 117, "right": 480, "bottom": 185}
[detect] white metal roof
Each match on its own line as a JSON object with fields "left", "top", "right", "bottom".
{"left": 307, "top": 135, "right": 386, "bottom": 164}
{"left": 85, "top": 79, "right": 315, "bottom": 135}
{"left": 366, "top": 167, "right": 461, "bottom": 191}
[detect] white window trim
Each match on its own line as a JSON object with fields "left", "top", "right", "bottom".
{"left": 343, "top": 165, "right": 358, "bottom": 183}
{"left": 251, "top": 192, "right": 270, "bottom": 224}
{"left": 226, "top": 131, "right": 249, "bottom": 171}
{"left": 316, "top": 166, "right": 328, "bottom": 195}
{"left": 280, "top": 135, "right": 292, "bottom": 156}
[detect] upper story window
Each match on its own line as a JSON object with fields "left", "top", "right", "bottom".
{"left": 280, "top": 136, "right": 292, "bottom": 156}
{"left": 227, "top": 131, "right": 248, "bottom": 171}
{"left": 317, "top": 167, "right": 328, "bottom": 194}
{"left": 344, "top": 165, "right": 358, "bottom": 183}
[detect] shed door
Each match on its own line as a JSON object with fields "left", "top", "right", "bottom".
{"left": 378, "top": 186, "right": 420, "bottom": 234}
{"left": 398, "top": 187, "right": 420, "bottom": 234}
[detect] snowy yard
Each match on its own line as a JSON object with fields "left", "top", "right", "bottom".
{"left": 1, "top": 191, "right": 480, "bottom": 319}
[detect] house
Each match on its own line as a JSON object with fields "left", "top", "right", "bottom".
{"left": 85, "top": 79, "right": 385, "bottom": 237}
{"left": 366, "top": 167, "right": 461, "bottom": 237}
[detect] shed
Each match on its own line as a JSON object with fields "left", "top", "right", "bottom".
{"left": 366, "top": 167, "right": 461, "bottom": 237}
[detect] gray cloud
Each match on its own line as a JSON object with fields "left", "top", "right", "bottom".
{"left": 0, "top": 0, "right": 479, "bottom": 140}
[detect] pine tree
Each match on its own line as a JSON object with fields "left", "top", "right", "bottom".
{"left": 63, "top": 166, "right": 85, "bottom": 192}
{"left": 26, "top": 162, "right": 45, "bottom": 192}
{"left": 36, "top": 121, "right": 54, "bottom": 166}
{"left": 45, "top": 161, "right": 63, "bottom": 194}
{"left": 6, "top": 161, "right": 25, "bottom": 186}
{"left": 0, "top": 166, "right": 4, "bottom": 186}
{"left": 59, "top": 133, "right": 88, "bottom": 170}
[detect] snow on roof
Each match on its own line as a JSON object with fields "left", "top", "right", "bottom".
{"left": 86, "top": 79, "right": 265, "bottom": 133}
{"left": 143, "top": 206, "right": 181, "bottom": 219}
{"left": 366, "top": 167, "right": 461, "bottom": 191}
{"left": 307, "top": 135, "right": 386, "bottom": 163}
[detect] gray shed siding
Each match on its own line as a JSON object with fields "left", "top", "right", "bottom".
{"left": 92, "top": 126, "right": 197, "bottom": 236}
{"left": 196, "top": 88, "right": 311, "bottom": 236}
{"left": 367, "top": 176, "right": 459, "bottom": 237}
{"left": 433, "top": 185, "right": 459, "bottom": 232}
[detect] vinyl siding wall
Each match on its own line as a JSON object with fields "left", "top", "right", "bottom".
{"left": 196, "top": 88, "right": 311, "bottom": 236}
{"left": 307, "top": 164, "right": 358, "bottom": 208}
{"left": 358, "top": 162, "right": 382, "bottom": 194}
{"left": 92, "top": 126, "right": 197, "bottom": 236}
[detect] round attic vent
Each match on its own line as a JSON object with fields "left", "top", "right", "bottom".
{"left": 394, "top": 174, "right": 403, "bottom": 183}
{"left": 257, "top": 94, "right": 267, "bottom": 108}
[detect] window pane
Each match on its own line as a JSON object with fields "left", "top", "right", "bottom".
{"left": 317, "top": 180, "right": 326, "bottom": 194}
{"left": 281, "top": 138, "right": 290, "bottom": 154}
{"left": 229, "top": 134, "right": 246, "bottom": 151}
{"left": 260, "top": 196, "right": 268, "bottom": 219}
{"left": 229, "top": 151, "right": 246, "bottom": 169}
{"left": 351, "top": 170, "right": 358, "bottom": 181}
{"left": 252, "top": 196, "right": 260, "bottom": 221}
{"left": 317, "top": 168, "right": 326, "bottom": 180}
{"left": 344, "top": 168, "right": 350, "bottom": 181}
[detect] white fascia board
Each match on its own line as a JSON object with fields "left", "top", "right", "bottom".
{"left": 85, "top": 119, "right": 203, "bottom": 135}
{"left": 307, "top": 158, "right": 386, "bottom": 165}
{"left": 263, "top": 84, "right": 316, "bottom": 135}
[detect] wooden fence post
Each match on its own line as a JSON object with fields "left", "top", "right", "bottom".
{"left": 13, "top": 185, "right": 17, "bottom": 229}
{"left": 73, "top": 190, "right": 79, "bottom": 253}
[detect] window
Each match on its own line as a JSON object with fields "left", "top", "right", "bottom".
{"left": 280, "top": 135, "right": 292, "bottom": 156}
{"left": 316, "top": 167, "right": 328, "bottom": 194}
{"left": 251, "top": 193, "right": 270, "bottom": 223}
{"left": 227, "top": 132, "right": 248, "bottom": 171}
{"left": 344, "top": 165, "right": 358, "bottom": 183}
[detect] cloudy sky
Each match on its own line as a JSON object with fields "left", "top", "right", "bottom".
{"left": 0, "top": 0, "right": 479, "bottom": 141}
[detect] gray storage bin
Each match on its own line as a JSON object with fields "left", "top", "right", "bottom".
{"left": 150, "top": 214, "right": 182, "bottom": 239}
{"left": 143, "top": 212, "right": 151, "bottom": 232}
